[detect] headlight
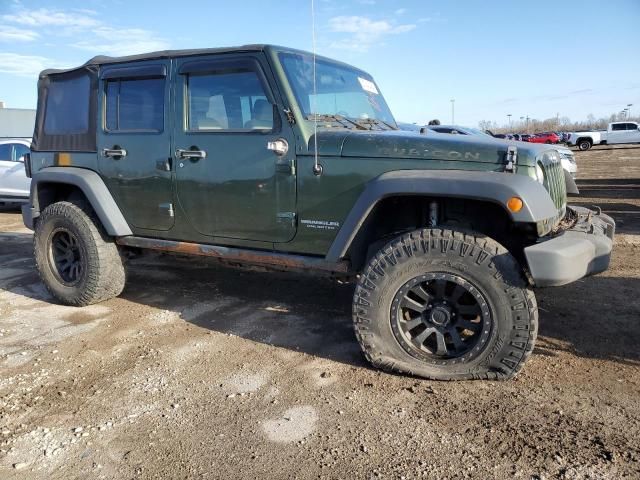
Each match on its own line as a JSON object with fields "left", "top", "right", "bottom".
{"left": 535, "top": 163, "right": 545, "bottom": 184}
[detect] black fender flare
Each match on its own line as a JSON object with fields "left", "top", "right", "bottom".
{"left": 26, "top": 166, "right": 132, "bottom": 236}
{"left": 326, "top": 169, "right": 558, "bottom": 262}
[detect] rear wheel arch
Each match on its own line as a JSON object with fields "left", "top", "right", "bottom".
{"left": 30, "top": 168, "right": 132, "bottom": 237}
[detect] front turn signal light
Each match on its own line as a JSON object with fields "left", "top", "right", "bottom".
{"left": 507, "top": 197, "right": 524, "bottom": 213}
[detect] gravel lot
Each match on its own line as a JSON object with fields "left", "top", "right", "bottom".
{"left": 1, "top": 146, "right": 639, "bottom": 479}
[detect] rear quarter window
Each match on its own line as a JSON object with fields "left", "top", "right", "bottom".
{"left": 43, "top": 75, "right": 90, "bottom": 135}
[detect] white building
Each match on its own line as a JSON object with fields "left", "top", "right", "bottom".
{"left": 0, "top": 103, "right": 36, "bottom": 139}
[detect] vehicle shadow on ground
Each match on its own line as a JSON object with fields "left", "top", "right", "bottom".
{"left": 571, "top": 145, "right": 640, "bottom": 151}
{"left": 123, "top": 255, "right": 368, "bottom": 368}
{"left": 119, "top": 254, "right": 640, "bottom": 369}
{"left": 573, "top": 178, "right": 640, "bottom": 235}
{"left": 2, "top": 229, "right": 638, "bottom": 371}
{"left": 535, "top": 276, "right": 640, "bottom": 366}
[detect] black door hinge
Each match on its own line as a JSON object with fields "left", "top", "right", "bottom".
{"left": 284, "top": 108, "right": 296, "bottom": 125}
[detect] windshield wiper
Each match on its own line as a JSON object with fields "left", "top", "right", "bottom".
{"left": 352, "top": 118, "right": 398, "bottom": 131}
{"left": 306, "top": 114, "right": 368, "bottom": 130}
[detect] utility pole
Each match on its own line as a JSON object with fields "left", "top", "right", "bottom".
{"left": 450, "top": 99, "right": 455, "bottom": 124}
{"left": 556, "top": 112, "right": 560, "bottom": 130}
{"left": 507, "top": 114, "right": 512, "bottom": 129}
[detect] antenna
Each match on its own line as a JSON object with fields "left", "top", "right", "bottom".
{"left": 311, "top": 0, "right": 322, "bottom": 175}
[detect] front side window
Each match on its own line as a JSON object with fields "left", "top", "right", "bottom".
{"left": 44, "top": 75, "right": 90, "bottom": 135}
{"left": 105, "top": 78, "right": 164, "bottom": 132}
{"left": 186, "top": 70, "right": 273, "bottom": 132}
{"left": 13, "top": 144, "right": 30, "bottom": 161}
{"left": 279, "top": 52, "right": 396, "bottom": 126}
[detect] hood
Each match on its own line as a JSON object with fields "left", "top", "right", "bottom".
{"left": 311, "top": 129, "right": 549, "bottom": 167}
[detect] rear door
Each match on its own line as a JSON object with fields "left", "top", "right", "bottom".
{"left": 607, "top": 123, "right": 627, "bottom": 144}
{"left": 97, "top": 61, "right": 174, "bottom": 231}
{"left": 172, "top": 53, "right": 297, "bottom": 243}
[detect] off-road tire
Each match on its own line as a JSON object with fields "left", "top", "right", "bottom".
{"left": 353, "top": 228, "right": 537, "bottom": 381}
{"left": 33, "top": 200, "right": 126, "bottom": 306}
{"left": 578, "top": 139, "right": 592, "bottom": 151}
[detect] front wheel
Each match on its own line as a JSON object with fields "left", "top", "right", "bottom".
{"left": 353, "top": 229, "right": 538, "bottom": 381}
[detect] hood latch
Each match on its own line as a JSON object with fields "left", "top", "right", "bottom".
{"left": 505, "top": 146, "right": 517, "bottom": 173}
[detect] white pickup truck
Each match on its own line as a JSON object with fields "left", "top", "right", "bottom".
{"left": 566, "top": 121, "right": 640, "bottom": 150}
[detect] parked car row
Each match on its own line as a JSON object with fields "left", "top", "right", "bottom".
{"left": 565, "top": 121, "right": 640, "bottom": 150}
{"left": 0, "top": 138, "right": 31, "bottom": 204}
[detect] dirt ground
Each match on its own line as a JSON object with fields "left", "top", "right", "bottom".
{"left": 0, "top": 145, "right": 639, "bottom": 480}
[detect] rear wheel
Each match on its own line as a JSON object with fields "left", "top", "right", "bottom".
{"left": 578, "top": 139, "right": 592, "bottom": 151}
{"left": 34, "top": 200, "right": 126, "bottom": 306}
{"left": 353, "top": 228, "right": 537, "bottom": 381}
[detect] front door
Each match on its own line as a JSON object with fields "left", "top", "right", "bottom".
{"left": 97, "top": 60, "right": 174, "bottom": 231}
{"left": 172, "top": 54, "right": 297, "bottom": 243}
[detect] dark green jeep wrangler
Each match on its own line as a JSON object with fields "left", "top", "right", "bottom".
{"left": 23, "top": 45, "right": 615, "bottom": 381}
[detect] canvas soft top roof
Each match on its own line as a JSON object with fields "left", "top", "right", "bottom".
{"left": 38, "top": 45, "right": 269, "bottom": 77}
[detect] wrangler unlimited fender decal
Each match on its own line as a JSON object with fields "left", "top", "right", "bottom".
{"left": 326, "top": 169, "right": 558, "bottom": 262}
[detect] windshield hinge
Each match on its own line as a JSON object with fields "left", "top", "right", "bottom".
{"left": 505, "top": 145, "right": 517, "bottom": 173}
{"left": 284, "top": 108, "right": 296, "bottom": 125}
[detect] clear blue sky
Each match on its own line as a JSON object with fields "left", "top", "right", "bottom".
{"left": 1, "top": 0, "right": 638, "bottom": 127}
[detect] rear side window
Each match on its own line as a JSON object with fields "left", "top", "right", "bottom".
{"left": 43, "top": 75, "right": 90, "bottom": 135}
{"left": 105, "top": 78, "right": 164, "bottom": 132}
{"left": 611, "top": 123, "right": 625, "bottom": 131}
{"left": 186, "top": 71, "right": 273, "bottom": 131}
{"left": 0, "top": 144, "right": 11, "bottom": 161}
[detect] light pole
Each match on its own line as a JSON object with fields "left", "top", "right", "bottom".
{"left": 450, "top": 99, "right": 455, "bottom": 124}
{"left": 507, "top": 114, "right": 512, "bottom": 129}
{"left": 628, "top": 104, "right": 633, "bottom": 118}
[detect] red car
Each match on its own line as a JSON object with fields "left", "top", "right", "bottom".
{"left": 529, "top": 132, "right": 560, "bottom": 144}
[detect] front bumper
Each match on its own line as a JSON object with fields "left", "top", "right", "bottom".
{"left": 524, "top": 206, "right": 615, "bottom": 287}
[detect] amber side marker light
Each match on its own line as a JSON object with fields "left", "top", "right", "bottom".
{"left": 507, "top": 197, "right": 524, "bottom": 213}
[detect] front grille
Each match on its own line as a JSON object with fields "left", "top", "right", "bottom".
{"left": 541, "top": 154, "right": 567, "bottom": 212}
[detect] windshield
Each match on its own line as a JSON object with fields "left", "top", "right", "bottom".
{"left": 279, "top": 52, "right": 396, "bottom": 127}
{"left": 465, "top": 127, "right": 493, "bottom": 138}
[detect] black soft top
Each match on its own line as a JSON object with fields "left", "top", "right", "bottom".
{"left": 39, "top": 44, "right": 268, "bottom": 77}
{"left": 32, "top": 44, "right": 366, "bottom": 152}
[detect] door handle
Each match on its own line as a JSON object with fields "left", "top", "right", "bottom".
{"left": 267, "top": 138, "right": 289, "bottom": 156}
{"left": 176, "top": 148, "right": 207, "bottom": 160}
{"left": 102, "top": 147, "right": 127, "bottom": 158}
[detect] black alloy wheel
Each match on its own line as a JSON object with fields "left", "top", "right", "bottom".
{"left": 48, "top": 228, "right": 84, "bottom": 285}
{"left": 391, "top": 273, "right": 491, "bottom": 364}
